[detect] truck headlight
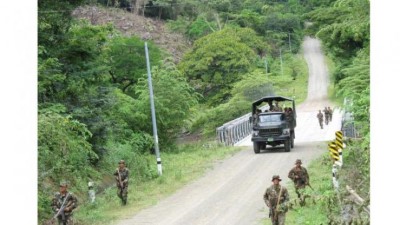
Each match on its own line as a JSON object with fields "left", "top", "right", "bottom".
{"left": 283, "top": 128, "right": 290, "bottom": 135}
{"left": 253, "top": 130, "right": 259, "bottom": 136}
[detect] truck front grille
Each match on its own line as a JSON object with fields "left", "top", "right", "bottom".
{"left": 259, "top": 128, "right": 282, "bottom": 136}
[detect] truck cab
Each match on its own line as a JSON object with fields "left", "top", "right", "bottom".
{"left": 250, "top": 96, "right": 296, "bottom": 153}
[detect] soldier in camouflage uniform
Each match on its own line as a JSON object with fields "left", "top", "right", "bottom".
{"left": 288, "top": 159, "right": 310, "bottom": 206}
{"left": 114, "top": 160, "right": 130, "bottom": 205}
{"left": 263, "top": 175, "right": 289, "bottom": 225}
{"left": 328, "top": 106, "right": 333, "bottom": 122}
{"left": 51, "top": 181, "right": 78, "bottom": 225}
{"left": 323, "top": 107, "right": 329, "bottom": 125}
{"left": 317, "top": 110, "right": 324, "bottom": 129}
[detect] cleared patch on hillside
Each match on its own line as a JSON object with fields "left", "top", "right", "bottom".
{"left": 72, "top": 6, "right": 191, "bottom": 63}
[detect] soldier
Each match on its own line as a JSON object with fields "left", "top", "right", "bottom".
{"left": 287, "top": 107, "right": 294, "bottom": 129}
{"left": 51, "top": 181, "right": 78, "bottom": 225}
{"left": 253, "top": 108, "right": 262, "bottom": 123}
{"left": 317, "top": 110, "right": 324, "bottom": 129}
{"left": 288, "top": 159, "right": 310, "bottom": 206}
{"left": 328, "top": 106, "right": 333, "bottom": 121}
{"left": 274, "top": 101, "right": 283, "bottom": 112}
{"left": 114, "top": 160, "right": 130, "bottom": 205}
{"left": 323, "top": 107, "right": 329, "bottom": 125}
{"left": 263, "top": 175, "right": 290, "bottom": 225}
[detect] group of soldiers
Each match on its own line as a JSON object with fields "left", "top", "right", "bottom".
{"left": 50, "top": 158, "right": 309, "bottom": 225}
{"left": 50, "top": 160, "right": 129, "bottom": 224}
{"left": 317, "top": 106, "right": 333, "bottom": 129}
{"left": 263, "top": 159, "right": 310, "bottom": 225}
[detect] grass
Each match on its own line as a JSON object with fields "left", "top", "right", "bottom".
{"left": 74, "top": 142, "right": 243, "bottom": 224}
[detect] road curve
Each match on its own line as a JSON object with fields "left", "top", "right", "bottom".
{"left": 115, "top": 37, "right": 340, "bottom": 225}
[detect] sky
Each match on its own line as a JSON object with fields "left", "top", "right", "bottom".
{"left": 0, "top": 0, "right": 398, "bottom": 224}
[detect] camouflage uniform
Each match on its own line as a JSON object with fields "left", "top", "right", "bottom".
{"left": 114, "top": 160, "right": 130, "bottom": 205}
{"left": 328, "top": 107, "right": 333, "bottom": 121}
{"left": 263, "top": 175, "right": 289, "bottom": 225}
{"left": 286, "top": 108, "right": 294, "bottom": 129}
{"left": 323, "top": 107, "right": 329, "bottom": 125}
{"left": 273, "top": 102, "right": 283, "bottom": 112}
{"left": 51, "top": 186, "right": 78, "bottom": 225}
{"left": 317, "top": 111, "right": 324, "bottom": 129}
{"left": 288, "top": 159, "right": 310, "bottom": 206}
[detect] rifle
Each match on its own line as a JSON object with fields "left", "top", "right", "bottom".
{"left": 273, "top": 186, "right": 283, "bottom": 223}
{"left": 269, "top": 206, "right": 275, "bottom": 218}
{"left": 307, "top": 183, "right": 314, "bottom": 191}
{"left": 117, "top": 169, "right": 124, "bottom": 189}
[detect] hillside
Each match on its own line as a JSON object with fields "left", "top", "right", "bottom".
{"left": 72, "top": 5, "right": 191, "bottom": 63}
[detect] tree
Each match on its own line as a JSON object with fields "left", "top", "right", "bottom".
{"left": 178, "top": 27, "right": 263, "bottom": 105}
{"left": 135, "top": 59, "right": 199, "bottom": 146}
{"left": 305, "top": 0, "right": 370, "bottom": 60}
{"left": 106, "top": 36, "right": 162, "bottom": 94}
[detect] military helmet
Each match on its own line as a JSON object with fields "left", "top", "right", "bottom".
{"left": 271, "top": 175, "right": 282, "bottom": 181}
{"left": 59, "top": 181, "right": 68, "bottom": 187}
{"left": 295, "top": 159, "right": 302, "bottom": 165}
{"left": 118, "top": 160, "right": 125, "bottom": 165}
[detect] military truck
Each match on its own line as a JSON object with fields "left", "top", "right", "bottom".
{"left": 249, "top": 96, "right": 296, "bottom": 153}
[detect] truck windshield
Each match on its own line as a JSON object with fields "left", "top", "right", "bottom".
{"left": 259, "top": 114, "right": 284, "bottom": 123}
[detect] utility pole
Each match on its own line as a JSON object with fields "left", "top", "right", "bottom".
{"left": 264, "top": 56, "right": 268, "bottom": 78}
{"left": 280, "top": 48, "right": 283, "bottom": 76}
{"left": 144, "top": 42, "right": 162, "bottom": 176}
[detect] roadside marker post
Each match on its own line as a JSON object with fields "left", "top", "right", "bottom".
{"left": 328, "top": 142, "right": 340, "bottom": 162}
{"left": 335, "top": 131, "right": 344, "bottom": 166}
{"left": 328, "top": 141, "right": 341, "bottom": 191}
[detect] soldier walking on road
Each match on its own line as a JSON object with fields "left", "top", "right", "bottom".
{"left": 288, "top": 159, "right": 310, "bottom": 206}
{"left": 317, "top": 110, "right": 324, "bottom": 129}
{"left": 323, "top": 107, "right": 329, "bottom": 125}
{"left": 114, "top": 160, "right": 130, "bottom": 205}
{"left": 328, "top": 106, "right": 333, "bottom": 122}
{"left": 51, "top": 181, "right": 78, "bottom": 225}
{"left": 263, "top": 175, "right": 290, "bottom": 225}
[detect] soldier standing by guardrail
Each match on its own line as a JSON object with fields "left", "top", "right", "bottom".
{"left": 328, "top": 106, "right": 333, "bottom": 122}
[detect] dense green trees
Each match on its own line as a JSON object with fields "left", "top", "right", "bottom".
{"left": 178, "top": 27, "right": 264, "bottom": 105}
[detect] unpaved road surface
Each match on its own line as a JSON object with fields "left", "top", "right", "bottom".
{"left": 115, "top": 37, "right": 340, "bottom": 225}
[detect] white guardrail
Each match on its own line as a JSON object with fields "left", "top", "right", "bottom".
{"left": 216, "top": 105, "right": 269, "bottom": 146}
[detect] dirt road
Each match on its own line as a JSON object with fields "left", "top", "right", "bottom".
{"left": 115, "top": 37, "right": 339, "bottom": 225}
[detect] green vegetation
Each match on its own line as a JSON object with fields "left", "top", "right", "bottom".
{"left": 38, "top": 0, "right": 369, "bottom": 223}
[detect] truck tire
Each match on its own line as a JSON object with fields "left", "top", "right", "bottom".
{"left": 284, "top": 140, "right": 290, "bottom": 152}
{"left": 253, "top": 142, "right": 261, "bottom": 154}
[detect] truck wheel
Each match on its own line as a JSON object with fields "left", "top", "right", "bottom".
{"left": 253, "top": 142, "right": 261, "bottom": 154}
{"left": 284, "top": 140, "right": 290, "bottom": 152}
